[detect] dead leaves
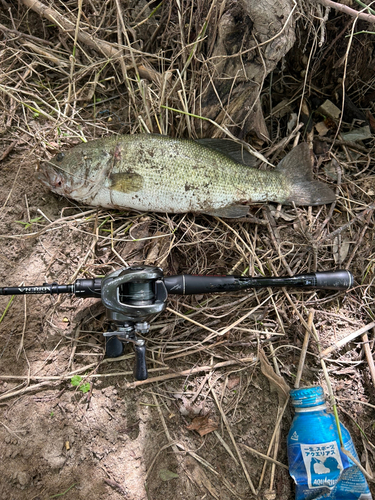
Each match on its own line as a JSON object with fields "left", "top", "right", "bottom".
{"left": 186, "top": 414, "right": 218, "bottom": 437}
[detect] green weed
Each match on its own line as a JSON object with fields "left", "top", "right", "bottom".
{"left": 70, "top": 375, "right": 90, "bottom": 393}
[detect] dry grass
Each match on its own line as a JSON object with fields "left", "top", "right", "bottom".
{"left": 0, "top": 0, "right": 375, "bottom": 498}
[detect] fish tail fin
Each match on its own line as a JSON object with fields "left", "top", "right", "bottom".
{"left": 276, "top": 143, "right": 336, "bottom": 206}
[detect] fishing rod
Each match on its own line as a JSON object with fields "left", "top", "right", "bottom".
{"left": 0, "top": 267, "right": 353, "bottom": 380}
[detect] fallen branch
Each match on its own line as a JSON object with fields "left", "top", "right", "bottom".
{"left": 315, "top": 0, "right": 375, "bottom": 23}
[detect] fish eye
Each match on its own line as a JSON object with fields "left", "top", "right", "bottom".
{"left": 56, "top": 153, "right": 65, "bottom": 162}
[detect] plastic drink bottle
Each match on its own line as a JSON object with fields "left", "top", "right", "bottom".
{"left": 287, "top": 386, "right": 372, "bottom": 499}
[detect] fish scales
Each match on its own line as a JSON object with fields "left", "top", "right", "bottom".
{"left": 36, "top": 134, "right": 336, "bottom": 218}
{"left": 102, "top": 136, "right": 287, "bottom": 211}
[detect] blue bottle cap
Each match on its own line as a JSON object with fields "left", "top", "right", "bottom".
{"left": 290, "top": 386, "right": 326, "bottom": 408}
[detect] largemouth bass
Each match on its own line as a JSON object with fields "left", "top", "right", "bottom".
{"left": 36, "top": 134, "right": 335, "bottom": 218}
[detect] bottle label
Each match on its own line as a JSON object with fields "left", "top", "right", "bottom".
{"left": 301, "top": 441, "right": 343, "bottom": 489}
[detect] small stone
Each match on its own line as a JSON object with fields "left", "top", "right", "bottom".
{"left": 317, "top": 99, "right": 341, "bottom": 120}
{"left": 17, "top": 471, "right": 29, "bottom": 486}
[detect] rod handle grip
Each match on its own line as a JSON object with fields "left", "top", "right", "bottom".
{"left": 314, "top": 270, "right": 354, "bottom": 290}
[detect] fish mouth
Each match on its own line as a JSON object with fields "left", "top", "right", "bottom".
{"left": 35, "top": 162, "right": 66, "bottom": 194}
{"left": 35, "top": 163, "right": 51, "bottom": 187}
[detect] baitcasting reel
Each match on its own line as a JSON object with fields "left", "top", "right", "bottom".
{"left": 101, "top": 266, "right": 167, "bottom": 380}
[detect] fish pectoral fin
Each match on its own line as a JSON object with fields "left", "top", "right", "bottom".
{"left": 109, "top": 172, "right": 144, "bottom": 193}
{"left": 203, "top": 204, "right": 249, "bottom": 218}
{"left": 196, "top": 139, "right": 258, "bottom": 167}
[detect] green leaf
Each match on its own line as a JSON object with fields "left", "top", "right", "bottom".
{"left": 70, "top": 375, "right": 82, "bottom": 387}
{"left": 16, "top": 216, "right": 43, "bottom": 230}
{"left": 79, "top": 383, "right": 91, "bottom": 393}
{"left": 159, "top": 469, "right": 179, "bottom": 481}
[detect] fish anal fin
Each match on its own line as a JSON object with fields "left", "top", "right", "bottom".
{"left": 196, "top": 139, "right": 258, "bottom": 167}
{"left": 202, "top": 204, "right": 249, "bottom": 218}
{"left": 110, "top": 172, "right": 143, "bottom": 193}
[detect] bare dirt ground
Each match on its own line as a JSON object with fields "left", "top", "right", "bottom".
{"left": 0, "top": 1, "right": 375, "bottom": 499}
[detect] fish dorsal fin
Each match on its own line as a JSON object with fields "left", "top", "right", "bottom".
{"left": 196, "top": 139, "right": 258, "bottom": 167}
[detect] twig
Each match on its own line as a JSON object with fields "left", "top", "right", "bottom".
{"left": 315, "top": 0, "right": 375, "bottom": 23}
{"left": 166, "top": 306, "right": 220, "bottom": 336}
{"left": 0, "top": 140, "right": 18, "bottom": 161}
{"left": 314, "top": 136, "right": 368, "bottom": 153}
{"left": 362, "top": 331, "right": 375, "bottom": 387}
{"left": 320, "top": 203, "right": 375, "bottom": 242}
{"left": 345, "top": 207, "right": 374, "bottom": 269}
{"left": 125, "top": 356, "right": 257, "bottom": 388}
{"left": 209, "top": 379, "right": 257, "bottom": 495}
{"left": 214, "top": 431, "right": 239, "bottom": 465}
{"left": 263, "top": 207, "right": 293, "bottom": 277}
{"left": 0, "top": 21, "right": 54, "bottom": 45}
{"left": 341, "top": 447, "right": 375, "bottom": 482}
{"left": 175, "top": 443, "right": 242, "bottom": 499}
{"left": 103, "top": 478, "right": 127, "bottom": 496}
{"left": 0, "top": 209, "right": 98, "bottom": 239}
{"left": 152, "top": 393, "right": 182, "bottom": 460}
{"left": 268, "top": 414, "right": 281, "bottom": 497}
{"left": 21, "top": 0, "right": 121, "bottom": 58}
{"left": 0, "top": 163, "right": 22, "bottom": 211}
{"left": 239, "top": 443, "right": 288, "bottom": 470}
{"left": 294, "top": 310, "right": 314, "bottom": 388}
{"left": 257, "top": 396, "right": 290, "bottom": 491}
{"left": 311, "top": 319, "right": 354, "bottom": 448}
{"left": 216, "top": 295, "right": 272, "bottom": 337}
{"left": 320, "top": 321, "right": 375, "bottom": 358}
{"left": 67, "top": 325, "right": 81, "bottom": 371}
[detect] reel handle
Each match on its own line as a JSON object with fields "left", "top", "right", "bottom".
{"left": 134, "top": 342, "right": 148, "bottom": 381}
